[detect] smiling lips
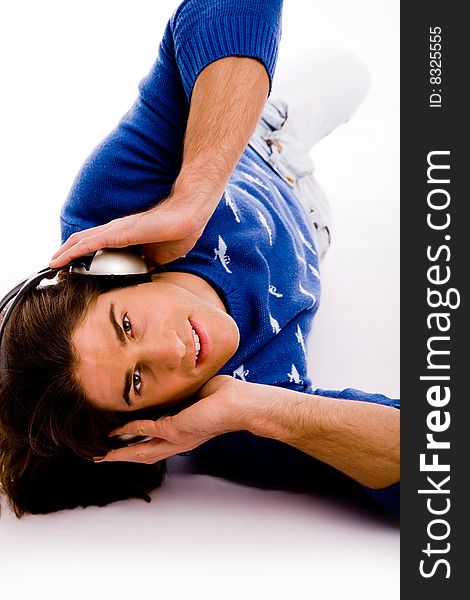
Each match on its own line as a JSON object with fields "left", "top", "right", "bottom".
{"left": 189, "top": 320, "right": 208, "bottom": 366}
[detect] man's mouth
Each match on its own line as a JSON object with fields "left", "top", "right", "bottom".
{"left": 189, "top": 320, "right": 208, "bottom": 366}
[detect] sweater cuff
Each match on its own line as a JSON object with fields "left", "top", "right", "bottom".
{"left": 172, "top": 13, "right": 280, "bottom": 101}
{"left": 363, "top": 482, "right": 400, "bottom": 518}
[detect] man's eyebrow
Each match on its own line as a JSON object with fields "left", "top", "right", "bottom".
{"left": 109, "top": 303, "right": 125, "bottom": 344}
{"left": 108, "top": 303, "right": 132, "bottom": 407}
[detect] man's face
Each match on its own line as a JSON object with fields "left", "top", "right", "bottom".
{"left": 72, "top": 279, "right": 239, "bottom": 411}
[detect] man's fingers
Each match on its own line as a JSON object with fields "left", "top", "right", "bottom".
{"left": 49, "top": 216, "right": 137, "bottom": 267}
{"left": 50, "top": 223, "right": 113, "bottom": 262}
{"left": 110, "top": 419, "right": 166, "bottom": 438}
{"left": 50, "top": 235, "right": 108, "bottom": 267}
{"left": 50, "top": 235, "right": 106, "bottom": 267}
{"left": 98, "top": 438, "right": 171, "bottom": 464}
{"left": 50, "top": 229, "right": 130, "bottom": 267}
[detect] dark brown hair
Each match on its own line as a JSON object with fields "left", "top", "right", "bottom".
{"left": 0, "top": 274, "right": 166, "bottom": 518}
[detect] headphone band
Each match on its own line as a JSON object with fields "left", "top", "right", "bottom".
{"left": 0, "top": 268, "right": 62, "bottom": 341}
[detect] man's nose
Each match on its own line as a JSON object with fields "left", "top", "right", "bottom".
{"left": 141, "top": 329, "right": 187, "bottom": 369}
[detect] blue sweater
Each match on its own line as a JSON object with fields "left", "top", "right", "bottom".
{"left": 60, "top": 0, "right": 399, "bottom": 516}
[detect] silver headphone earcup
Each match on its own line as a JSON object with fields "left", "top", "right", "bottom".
{"left": 70, "top": 249, "right": 148, "bottom": 276}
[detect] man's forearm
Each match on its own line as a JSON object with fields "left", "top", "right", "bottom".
{"left": 171, "top": 56, "right": 269, "bottom": 224}
{"left": 238, "top": 384, "right": 400, "bottom": 489}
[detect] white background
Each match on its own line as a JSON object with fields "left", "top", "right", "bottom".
{"left": 0, "top": 1, "right": 399, "bottom": 598}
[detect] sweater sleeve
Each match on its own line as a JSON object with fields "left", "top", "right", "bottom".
{"left": 169, "top": 0, "right": 282, "bottom": 101}
{"left": 60, "top": 0, "right": 283, "bottom": 242}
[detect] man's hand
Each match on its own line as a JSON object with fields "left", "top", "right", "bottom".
{"left": 50, "top": 198, "right": 208, "bottom": 268}
{"left": 96, "top": 376, "right": 247, "bottom": 464}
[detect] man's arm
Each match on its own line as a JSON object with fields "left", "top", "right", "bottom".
{"left": 240, "top": 383, "right": 400, "bottom": 490}
{"left": 99, "top": 377, "right": 400, "bottom": 491}
{"left": 173, "top": 56, "right": 269, "bottom": 227}
{"left": 51, "top": 55, "right": 269, "bottom": 266}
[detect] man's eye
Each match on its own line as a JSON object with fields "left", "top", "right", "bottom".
{"left": 122, "top": 314, "right": 132, "bottom": 335}
{"left": 133, "top": 368, "right": 142, "bottom": 394}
